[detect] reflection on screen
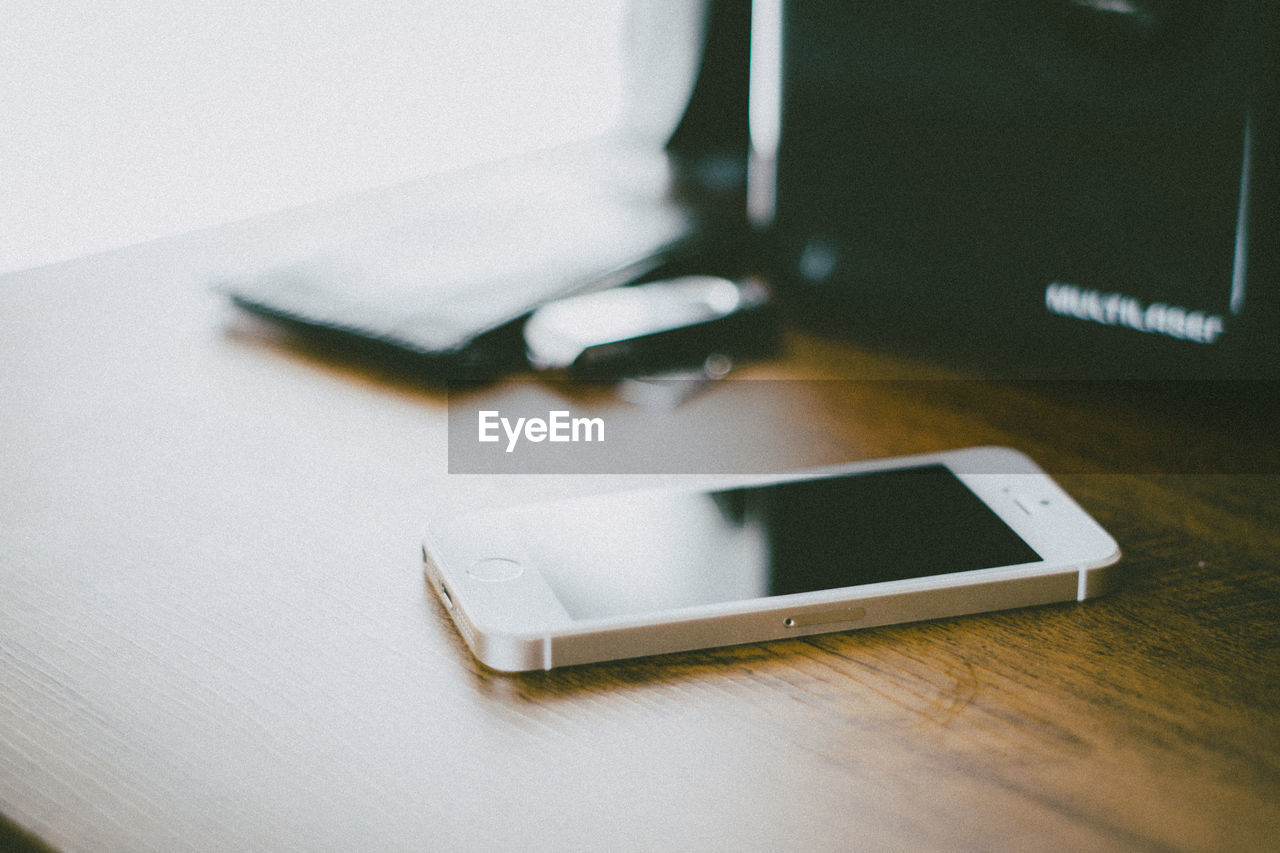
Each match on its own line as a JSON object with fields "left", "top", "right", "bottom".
{"left": 513, "top": 465, "right": 1041, "bottom": 620}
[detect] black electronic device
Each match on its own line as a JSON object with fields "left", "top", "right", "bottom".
{"left": 760, "top": 0, "right": 1278, "bottom": 378}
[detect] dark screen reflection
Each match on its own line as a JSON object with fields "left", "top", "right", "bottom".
{"left": 730, "top": 464, "right": 1042, "bottom": 595}
{"left": 523, "top": 465, "right": 1041, "bottom": 620}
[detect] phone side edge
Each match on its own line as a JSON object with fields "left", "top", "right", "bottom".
{"left": 1078, "top": 543, "right": 1125, "bottom": 600}
{"left": 547, "top": 568, "right": 1084, "bottom": 669}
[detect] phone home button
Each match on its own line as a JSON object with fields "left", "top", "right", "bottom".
{"left": 468, "top": 557, "right": 524, "bottom": 582}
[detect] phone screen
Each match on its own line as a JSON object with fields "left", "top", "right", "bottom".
{"left": 509, "top": 464, "right": 1042, "bottom": 620}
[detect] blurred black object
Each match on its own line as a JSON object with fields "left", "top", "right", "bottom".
{"left": 767, "top": 0, "right": 1279, "bottom": 378}
{"left": 222, "top": 138, "right": 712, "bottom": 383}
{"left": 523, "top": 275, "right": 775, "bottom": 378}
{"left": 665, "top": 0, "right": 752, "bottom": 205}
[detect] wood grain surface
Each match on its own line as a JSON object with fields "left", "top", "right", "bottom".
{"left": 2, "top": 206, "right": 1278, "bottom": 852}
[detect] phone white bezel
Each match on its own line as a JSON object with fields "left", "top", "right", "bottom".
{"left": 423, "top": 446, "right": 1121, "bottom": 672}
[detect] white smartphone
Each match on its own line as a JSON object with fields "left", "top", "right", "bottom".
{"left": 423, "top": 447, "right": 1121, "bottom": 672}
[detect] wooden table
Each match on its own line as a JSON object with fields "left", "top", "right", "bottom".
{"left": 2, "top": 188, "right": 1278, "bottom": 852}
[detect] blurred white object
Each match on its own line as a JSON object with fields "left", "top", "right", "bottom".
{"left": 619, "top": 0, "right": 708, "bottom": 145}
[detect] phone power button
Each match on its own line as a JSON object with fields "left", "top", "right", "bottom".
{"left": 468, "top": 557, "right": 524, "bottom": 582}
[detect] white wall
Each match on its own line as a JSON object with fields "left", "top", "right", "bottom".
{"left": 0, "top": 1, "right": 625, "bottom": 275}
